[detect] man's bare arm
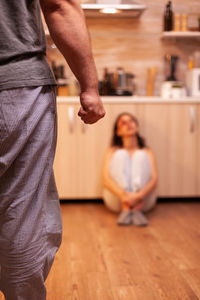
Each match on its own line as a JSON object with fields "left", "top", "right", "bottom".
{"left": 40, "top": 0, "right": 105, "bottom": 123}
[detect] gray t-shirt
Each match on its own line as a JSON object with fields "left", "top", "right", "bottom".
{"left": 0, "top": 0, "right": 56, "bottom": 91}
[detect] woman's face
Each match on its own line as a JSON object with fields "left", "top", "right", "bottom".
{"left": 116, "top": 114, "right": 139, "bottom": 138}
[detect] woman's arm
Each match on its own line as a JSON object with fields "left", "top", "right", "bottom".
{"left": 136, "top": 148, "right": 158, "bottom": 200}
{"left": 102, "top": 148, "right": 126, "bottom": 200}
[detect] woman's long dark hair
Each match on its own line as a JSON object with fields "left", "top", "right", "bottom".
{"left": 111, "top": 112, "right": 146, "bottom": 148}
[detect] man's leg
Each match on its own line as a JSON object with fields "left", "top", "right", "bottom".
{"left": 0, "top": 86, "right": 62, "bottom": 300}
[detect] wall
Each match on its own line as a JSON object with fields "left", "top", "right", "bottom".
{"left": 46, "top": 0, "right": 200, "bottom": 96}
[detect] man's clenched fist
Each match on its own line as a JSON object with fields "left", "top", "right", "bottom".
{"left": 78, "top": 90, "right": 105, "bottom": 124}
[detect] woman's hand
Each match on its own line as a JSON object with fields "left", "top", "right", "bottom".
{"left": 121, "top": 191, "right": 143, "bottom": 206}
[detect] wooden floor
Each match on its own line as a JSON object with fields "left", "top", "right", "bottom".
{"left": 0, "top": 202, "right": 200, "bottom": 300}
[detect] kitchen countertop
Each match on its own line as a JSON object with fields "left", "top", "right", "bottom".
{"left": 57, "top": 96, "right": 200, "bottom": 104}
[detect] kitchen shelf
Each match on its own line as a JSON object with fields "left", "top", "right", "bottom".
{"left": 161, "top": 31, "right": 200, "bottom": 39}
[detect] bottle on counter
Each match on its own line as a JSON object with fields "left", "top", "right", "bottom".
{"left": 188, "top": 56, "right": 194, "bottom": 70}
{"left": 163, "top": 1, "right": 174, "bottom": 31}
{"left": 147, "top": 66, "right": 157, "bottom": 96}
{"left": 102, "top": 68, "right": 112, "bottom": 96}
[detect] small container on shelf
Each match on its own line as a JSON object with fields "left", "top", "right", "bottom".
{"left": 188, "top": 14, "right": 200, "bottom": 31}
{"left": 174, "top": 14, "right": 181, "bottom": 31}
{"left": 181, "top": 14, "right": 188, "bottom": 31}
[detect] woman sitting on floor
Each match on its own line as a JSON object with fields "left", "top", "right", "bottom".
{"left": 102, "top": 112, "right": 158, "bottom": 226}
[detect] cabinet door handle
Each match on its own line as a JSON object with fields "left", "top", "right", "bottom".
{"left": 68, "top": 106, "right": 75, "bottom": 133}
{"left": 189, "top": 106, "right": 195, "bottom": 133}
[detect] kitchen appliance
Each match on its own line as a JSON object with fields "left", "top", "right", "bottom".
{"left": 112, "top": 67, "right": 136, "bottom": 96}
{"left": 186, "top": 68, "right": 200, "bottom": 96}
{"left": 161, "top": 54, "right": 185, "bottom": 98}
{"left": 161, "top": 81, "right": 186, "bottom": 99}
{"left": 164, "top": 54, "right": 179, "bottom": 81}
{"left": 100, "top": 67, "right": 135, "bottom": 96}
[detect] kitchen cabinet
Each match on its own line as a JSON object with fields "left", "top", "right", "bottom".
{"left": 54, "top": 98, "right": 200, "bottom": 199}
{"left": 137, "top": 104, "right": 199, "bottom": 197}
{"left": 168, "top": 104, "right": 199, "bottom": 197}
{"left": 54, "top": 103, "right": 110, "bottom": 198}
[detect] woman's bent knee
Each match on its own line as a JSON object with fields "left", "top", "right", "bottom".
{"left": 142, "top": 192, "right": 157, "bottom": 212}
{"left": 103, "top": 189, "right": 121, "bottom": 213}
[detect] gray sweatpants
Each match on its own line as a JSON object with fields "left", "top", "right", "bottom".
{"left": 0, "top": 86, "right": 62, "bottom": 300}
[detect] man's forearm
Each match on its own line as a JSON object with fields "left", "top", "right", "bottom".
{"left": 40, "top": 0, "right": 98, "bottom": 92}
